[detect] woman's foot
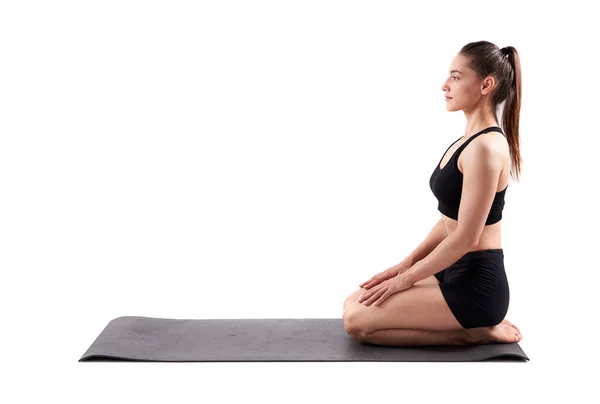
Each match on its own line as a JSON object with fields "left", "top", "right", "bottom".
{"left": 462, "top": 319, "right": 523, "bottom": 344}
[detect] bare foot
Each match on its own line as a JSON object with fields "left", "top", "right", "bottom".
{"left": 462, "top": 319, "right": 523, "bottom": 344}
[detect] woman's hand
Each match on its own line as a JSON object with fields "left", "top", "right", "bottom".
{"left": 357, "top": 273, "right": 414, "bottom": 307}
{"left": 359, "top": 261, "right": 411, "bottom": 290}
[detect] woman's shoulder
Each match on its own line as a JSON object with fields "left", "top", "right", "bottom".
{"left": 458, "top": 132, "right": 507, "bottom": 173}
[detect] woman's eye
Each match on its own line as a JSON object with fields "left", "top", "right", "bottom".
{"left": 452, "top": 76, "right": 458, "bottom": 81}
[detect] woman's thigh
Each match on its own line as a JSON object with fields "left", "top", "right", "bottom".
{"left": 344, "top": 283, "right": 464, "bottom": 332}
{"left": 343, "top": 275, "right": 438, "bottom": 311}
{"left": 414, "top": 275, "right": 439, "bottom": 286}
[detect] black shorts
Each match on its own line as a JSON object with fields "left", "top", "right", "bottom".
{"left": 434, "top": 248, "right": 509, "bottom": 329}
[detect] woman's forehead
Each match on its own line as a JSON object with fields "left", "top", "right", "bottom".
{"left": 449, "top": 54, "right": 470, "bottom": 74}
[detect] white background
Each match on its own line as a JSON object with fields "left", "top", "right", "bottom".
{"left": 1, "top": 0, "right": 598, "bottom": 402}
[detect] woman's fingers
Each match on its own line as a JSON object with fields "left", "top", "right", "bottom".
{"left": 361, "top": 274, "right": 381, "bottom": 289}
{"left": 358, "top": 286, "right": 376, "bottom": 302}
{"left": 361, "top": 287, "right": 385, "bottom": 306}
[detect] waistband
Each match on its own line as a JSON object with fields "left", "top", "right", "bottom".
{"left": 464, "top": 248, "right": 503, "bottom": 255}
{"left": 458, "top": 248, "right": 503, "bottom": 261}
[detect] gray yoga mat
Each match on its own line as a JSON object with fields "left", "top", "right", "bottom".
{"left": 79, "top": 316, "right": 529, "bottom": 362}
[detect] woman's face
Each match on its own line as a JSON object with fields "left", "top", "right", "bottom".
{"left": 441, "top": 54, "right": 484, "bottom": 112}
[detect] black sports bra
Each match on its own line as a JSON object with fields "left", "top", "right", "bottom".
{"left": 429, "top": 126, "right": 507, "bottom": 225}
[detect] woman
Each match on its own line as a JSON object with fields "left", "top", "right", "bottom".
{"left": 342, "top": 40, "right": 523, "bottom": 346}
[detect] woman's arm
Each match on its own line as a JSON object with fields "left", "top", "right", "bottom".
{"left": 403, "top": 231, "right": 473, "bottom": 285}
{"left": 399, "top": 218, "right": 448, "bottom": 267}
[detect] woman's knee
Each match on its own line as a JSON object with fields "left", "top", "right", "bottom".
{"left": 344, "top": 289, "right": 363, "bottom": 303}
{"left": 343, "top": 288, "right": 368, "bottom": 310}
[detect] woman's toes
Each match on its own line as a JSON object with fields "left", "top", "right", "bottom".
{"left": 504, "top": 319, "right": 522, "bottom": 336}
{"left": 491, "top": 321, "right": 521, "bottom": 343}
{"left": 510, "top": 325, "right": 522, "bottom": 341}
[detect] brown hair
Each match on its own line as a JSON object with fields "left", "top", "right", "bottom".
{"left": 459, "top": 41, "right": 523, "bottom": 181}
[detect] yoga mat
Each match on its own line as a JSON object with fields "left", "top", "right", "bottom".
{"left": 79, "top": 316, "right": 529, "bottom": 362}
